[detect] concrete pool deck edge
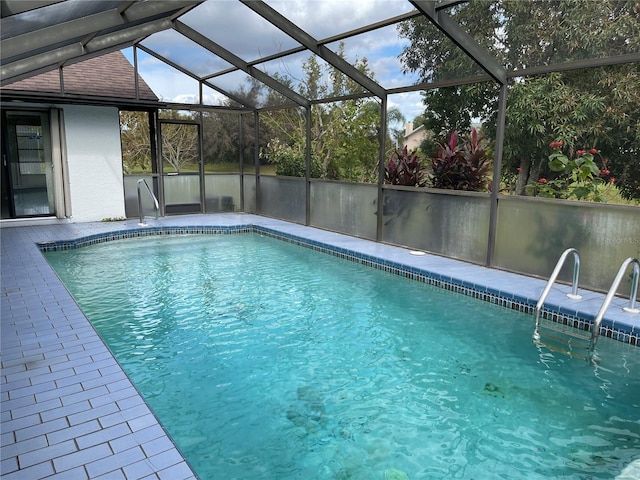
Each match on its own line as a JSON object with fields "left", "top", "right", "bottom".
{"left": 2, "top": 213, "right": 639, "bottom": 480}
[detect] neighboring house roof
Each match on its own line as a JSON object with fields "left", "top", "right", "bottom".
{"left": 1, "top": 51, "right": 158, "bottom": 102}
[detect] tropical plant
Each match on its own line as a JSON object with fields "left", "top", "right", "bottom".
{"left": 428, "top": 129, "right": 492, "bottom": 191}
{"left": 384, "top": 145, "right": 425, "bottom": 186}
{"left": 398, "top": 0, "right": 640, "bottom": 200}
{"left": 526, "top": 141, "right": 613, "bottom": 201}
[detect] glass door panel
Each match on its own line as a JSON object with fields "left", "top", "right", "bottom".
{"left": 2, "top": 111, "right": 55, "bottom": 218}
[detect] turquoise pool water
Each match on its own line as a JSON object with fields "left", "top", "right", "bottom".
{"left": 45, "top": 234, "right": 640, "bottom": 479}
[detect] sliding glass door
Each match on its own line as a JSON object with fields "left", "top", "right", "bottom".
{"left": 1, "top": 111, "right": 55, "bottom": 218}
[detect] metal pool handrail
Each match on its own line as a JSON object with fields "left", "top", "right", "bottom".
{"left": 137, "top": 178, "right": 159, "bottom": 226}
{"left": 590, "top": 257, "right": 640, "bottom": 349}
{"left": 535, "top": 248, "right": 582, "bottom": 328}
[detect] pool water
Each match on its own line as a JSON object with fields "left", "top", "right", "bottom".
{"left": 45, "top": 234, "right": 640, "bottom": 479}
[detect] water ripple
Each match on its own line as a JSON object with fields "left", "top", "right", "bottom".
{"left": 44, "top": 234, "right": 640, "bottom": 480}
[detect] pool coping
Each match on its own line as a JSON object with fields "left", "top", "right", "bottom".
{"left": 2, "top": 213, "right": 639, "bottom": 480}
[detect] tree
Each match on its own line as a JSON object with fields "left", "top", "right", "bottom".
{"left": 197, "top": 75, "right": 270, "bottom": 173}
{"left": 398, "top": 0, "right": 640, "bottom": 199}
{"left": 492, "top": 65, "right": 640, "bottom": 197}
{"left": 201, "top": 111, "right": 240, "bottom": 170}
{"left": 157, "top": 110, "right": 199, "bottom": 173}
{"left": 160, "top": 122, "right": 198, "bottom": 173}
{"left": 417, "top": 83, "right": 498, "bottom": 157}
{"left": 398, "top": 0, "right": 498, "bottom": 149}
{"left": 592, "top": 64, "right": 640, "bottom": 200}
{"left": 119, "top": 110, "right": 152, "bottom": 173}
{"left": 498, "top": 71, "right": 607, "bottom": 194}
{"left": 120, "top": 109, "right": 201, "bottom": 174}
{"left": 261, "top": 45, "right": 403, "bottom": 183}
{"left": 263, "top": 138, "right": 323, "bottom": 177}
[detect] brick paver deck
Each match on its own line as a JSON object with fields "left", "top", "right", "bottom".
{"left": 1, "top": 218, "right": 201, "bottom": 480}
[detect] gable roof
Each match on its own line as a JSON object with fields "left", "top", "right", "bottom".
{"left": 1, "top": 51, "right": 158, "bottom": 103}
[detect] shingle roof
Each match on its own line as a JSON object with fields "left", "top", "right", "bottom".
{"left": 1, "top": 51, "right": 158, "bottom": 101}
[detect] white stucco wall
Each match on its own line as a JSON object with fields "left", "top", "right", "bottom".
{"left": 62, "top": 105, "right": 125, "bottom": 222}
{"left": 403, "top": 125, "right": 428, "bottom": 152}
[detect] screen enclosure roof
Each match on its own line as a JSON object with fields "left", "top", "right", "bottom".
{"left": 1, "top": 0, "right": 639, "bottom": 112}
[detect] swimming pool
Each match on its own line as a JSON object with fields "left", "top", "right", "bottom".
{"left": 44, "top": 232, "right": 640, "bottom": 479}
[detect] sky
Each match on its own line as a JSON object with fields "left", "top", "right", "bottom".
{"left": 122, "top": 0, "right": 426, "bottom": 127}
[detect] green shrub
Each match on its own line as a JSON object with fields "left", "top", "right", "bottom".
{"left": 526, "top": 141, "right": 612, "bottom": 202}
{"left": 263, "top": 139, "right": 323, "bottom": 178}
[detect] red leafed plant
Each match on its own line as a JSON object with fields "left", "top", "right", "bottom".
{"left": 428, "top": 128, "right": 492, "bottom": 191}
{"left": 384, "top": 145, "right": 425, "bottom": 186}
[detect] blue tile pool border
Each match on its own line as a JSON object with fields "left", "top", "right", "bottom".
{"left": 37, "top": 224, "right": 639, "bottom": 347}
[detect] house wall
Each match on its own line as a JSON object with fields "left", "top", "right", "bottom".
{"left": 1, "top": 102, "right": 126, "bottom": 223}
{"left": 62, "top": 105, "right": 125, "bottom": 221}
{"left": 404, "top": 131, "right": 425, "bottom": 151}
{"left": 402, "top": 122, "right": 428, "bottom": 152}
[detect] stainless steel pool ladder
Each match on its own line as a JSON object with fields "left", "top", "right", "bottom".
{"left": 137, "top": 178, "right": 159, "bottom": 226}
{"left": 534, "top": 248, "right": 582, "bottom": 327}
{"left": 533, "top": 248, "right": 591, "bottom": 360}
{"left": 589, "top": 257, "right": 640, "bottom": 351}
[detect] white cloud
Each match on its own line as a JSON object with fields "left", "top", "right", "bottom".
{"left": 265, "top": 0, "right": 412, "bottom": 40}
{"left": 179, "top": 1, "right": 299, "bottom": 61}
{"left": 123, "top": 0, "right": 425, "bottom": 118}
{"left": 143, "top": 70, "right": 199, "bottom": 103}
{"left": 388, "top": 91, "right": 424, "bottom": 123}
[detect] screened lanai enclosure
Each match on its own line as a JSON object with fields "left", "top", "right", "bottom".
{"left": 1, "top": 0, "right": 639, "bottom": 293}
